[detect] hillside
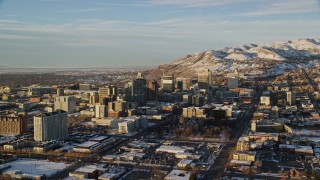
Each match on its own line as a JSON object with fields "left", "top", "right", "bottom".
{"left": 147, "top": 38, "right": 320, "bottom": 79}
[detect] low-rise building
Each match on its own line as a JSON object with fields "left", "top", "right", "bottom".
{"left": 98, "top": 167, "right": 126, "bottom": 180}
{"left": 118, "top": 121, "right": 135, "bottom": 134}
{"left": 69, "top": 165, "right": 105, "bottom": 179}
{"left": 236, "top": 137, "right": 250, "bottom": 151}
{"left": 182, "top": 107, "right": 206, "bottom": 118}
{"left": 175, "top": 153, "right": 201, "bottom": 160}
{"left": 3, "top": 141, "right": 30, "bottom": 151}
{"left": 233, "top": 151, "right": 256, "bottom": 162}
{"left": 118, "top": 116, "right": 148, "bottom": 134}
{"left": 249, "top": 132, "right": 279, "bottom": 143}
{"left": 80, "top": 110, "right": 95, "bottom": 117}
{"left": 156, "top": 145, "right": 187, "bottom": 154}
{"left": 177, "top": 159, "right": 193, "bottom": 169}
{"left": 33, "top": 141, "right": 60, "bottom": 153}
{"left": 119, "top": 152, "right": 146, "bottom": 161}
{"left": 73, "top": 141, "right": 102, "bottom": 153}
{"left": 108, "top": 111, "right": 122, "bottom": 118}
{"left": 164, "top": 170, "right": 192, "bottom": 180}
{"left": 98, "top": 173, "right": 117, "bottom": 180}
{"left": 279, "top": 144, "right": 314, "bottom": 154}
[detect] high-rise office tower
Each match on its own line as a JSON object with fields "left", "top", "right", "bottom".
{"left": 176, "top": 81, "right": 183, "bottom": 91}
{"left": 89, "top": 93, "right": 99, "bottom": 105}
{"left": 198, "top": 69, "right": 212, "bottom": 90}
{"left": 175, "top": 77, "right": 191, "bottom": 90}
{"left": 287, "top": 91, "right": 296, "bottom": 106}
{"left": 57, "top": 88, "right": 64, "bottom": 96}
{"left": 99, "top": 85, "right": 117, "bottom": 104}
{"left": 108, "top": 101, "right": 126, "bottom": 112}
{"left": 270, "top": 106, "right": 279, "bottom": 119}
{"left": 34, "top": 110, "right": 68, "bottom": 141}
{"left": 54, "top": 96, "right": 76, "bottom": 114}
{"left": 108, "top": 101, "right": 126, "bottom": 117}
{"left": 99, "top": 87, "right": 110, "bottom": 104}
{"left": 228, "top": 77, "right": 239, "bottom": 89}
{"left": 124, "top": 82, "right": 133, "bottom": 102}
{"left": 147, "top": 80, "right": 158, "bottom": 101}
{"left": 161, "top": 75, "right": 174, "bottom": 93}
{"left": 133, "top": 73, "right": 147, "bottom": 105}
{"left": 0, "top": 113, "right": 27, "bottom": 135}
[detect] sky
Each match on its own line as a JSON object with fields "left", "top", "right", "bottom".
{"left": 0, "top": 0, "right": 320, "bottom": 68}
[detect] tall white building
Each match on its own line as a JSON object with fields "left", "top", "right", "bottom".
{"left": 287, "top": 91, "right": 296, "bottom": 106}
{"left": 54, "top": 96, "right": 76, "bottom": 114}
{"left": 95, "top": 104, "right": 107, "bottom": 118}
{"left": 89, "top": 93, "right": 99, "bottom": 105}
{"left": 34, "top": 110, "right": 68, "bottom": 141}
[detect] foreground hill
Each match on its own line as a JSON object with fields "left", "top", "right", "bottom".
{"left": 147, "top": 38, "right": 320, "bottom": 79}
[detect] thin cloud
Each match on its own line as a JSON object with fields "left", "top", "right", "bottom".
{"left": 243, "top": 0, "right": 320, "bottom": 16}
{"left": 56, "top": 7, "right": 108, "bottom": 13}
{"left": 106, "top": 2, "right": 154, "bottom": 7}
{"left": 1, "top": 17, "right": 319, "bottom": 47}
{"left": 3, "top": 14, "right": 17, "bottom": 17}
{"left": 0, "top": 19, "right": 83, "bottom": 34}
{"left": 0, "top": 34, "right": 37, "bottom": 40}
{"left": 39, "top": 0, "right": 64, "bottom": 2}
{"left": 0, "top": 17, "right": 320, "bottom": 67}
{"left": 144, "top": 0, "right": 253, "bottom": 7}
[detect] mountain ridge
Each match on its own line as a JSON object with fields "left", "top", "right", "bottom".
{"left": 147, "top": 38, "right": 320, "bottom": 79}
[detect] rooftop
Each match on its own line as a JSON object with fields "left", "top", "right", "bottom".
{"left": 165, "top": 170, "right": 192, "bottom": 180}
{"left": 90, "top": 136, "right": 109, "bottom": 141}
{"left": 76, "top": 165, "right": 98, "bottom": 173}
{"left": 34, "top": 110, "right": 67, "bottom": 117}
{"left": 178, "top": 159, "right": 193, "bottom": 164}
{"left": 76, "top": 141, "right": 100, "bottom": 148}
{"left": 99, "top": 173, "right": 117, "bottom": 178}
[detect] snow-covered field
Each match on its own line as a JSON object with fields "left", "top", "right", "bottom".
{"left": 4, "top": 158, "right": 69, "bottom": 176}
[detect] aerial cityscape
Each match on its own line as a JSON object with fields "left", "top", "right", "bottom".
{"left": 1, "top": 0, "right": 320, "bottom": 180}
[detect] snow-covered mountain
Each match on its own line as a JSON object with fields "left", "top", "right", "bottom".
{"left": 147, "top": 38, "right": 320, "bottom": 78}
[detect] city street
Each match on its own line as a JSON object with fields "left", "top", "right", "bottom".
{"left": 203, "top": 90, "right": 262, "bottom": 179}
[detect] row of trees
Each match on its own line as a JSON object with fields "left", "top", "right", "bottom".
{"left": 174, "top": 126, "right": 230, "bottom": 138}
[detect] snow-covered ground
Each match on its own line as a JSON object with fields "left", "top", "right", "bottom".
{"left": 3, "top": 158, "right": 69, "bottom": 176}
{"left": 149, "top": 38, "right": 320, "bottom": 78}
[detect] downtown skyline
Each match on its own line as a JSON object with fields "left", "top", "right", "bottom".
{"left": 0, "top": 0, "right": 320, "bottom": 68}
